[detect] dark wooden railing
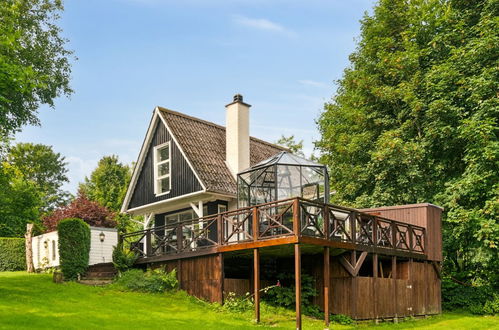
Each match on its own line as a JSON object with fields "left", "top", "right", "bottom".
{"left": 120, "top": 197, "right": 426, "bottom": 259}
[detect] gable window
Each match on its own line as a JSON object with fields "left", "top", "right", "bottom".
{"left": 154, "top": 142, "right": 171, "bottom": 196}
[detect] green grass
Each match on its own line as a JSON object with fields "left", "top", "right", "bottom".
{"left": 0, "top": 272, "right": 497, "bottom": 329}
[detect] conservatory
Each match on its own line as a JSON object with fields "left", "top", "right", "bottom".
{"left": 237, "top": 151, "right": 329, "bottom": 207}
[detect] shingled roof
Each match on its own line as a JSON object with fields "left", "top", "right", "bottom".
{"left": 158, "top": 107, "right": 286, "bottom": 196}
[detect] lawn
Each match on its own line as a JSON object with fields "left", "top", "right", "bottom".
{"left": 0, "top": 272, "right": 497, "bottom": 329}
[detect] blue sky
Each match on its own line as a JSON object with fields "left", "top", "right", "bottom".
{"left": 16, "top": 0, "right": 375, "bottom": 193}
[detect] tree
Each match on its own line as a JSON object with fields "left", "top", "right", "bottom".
{"left": 79, "top": 155, "right": 131, "bottom": 212}
{"left": 0, "top": 0, "right": 73, "bottom": 137}
{"left": 0, "top": 163, "right": 43, "bottom": 237}
{"left": 43, "top": 192, "right": 116, "bottom": 232}
{"left": 276, "top": 135, "right": 305, "bottom": 157}
{"left": 316, "top": 0, "right": 498, "bottom": 287}
{"left": 5, "top": 143, "right": 70, "bottom": 212}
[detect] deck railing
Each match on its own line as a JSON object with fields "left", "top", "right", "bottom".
{"left": 120, "top": 197, "right": 426, "bottom": 258}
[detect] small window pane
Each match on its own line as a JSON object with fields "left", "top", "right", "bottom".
{"left": 158, "top": 145, "right": 169, "bottom": 162}
{"left": 159, "top": 177, "right": 170, "bottom": 193}
{"left": 179, "top": 211, "right": 193, "bottom": 221}
{"left": 165, "top": 215, "right": 177, "bottom": 225}
{"left": 159, "top": 162, "right": 169, "bottom": 176}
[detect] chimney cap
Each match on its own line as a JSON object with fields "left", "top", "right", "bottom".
{"left": 225, "top": 94, "right": 251, "bottom": 108}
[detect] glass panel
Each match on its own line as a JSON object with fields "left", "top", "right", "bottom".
{"left": 158, "top": 162, "right": 169, "bottom": 176}
{"left": 159, "top": 177, "right": 170, "bottom": 193}
{"left": 165, "top": 214, "right": 177, "bottom": 225}
{"left": 179, "top": 211, "right": 194, "bottom": 221}
{"left": 158, "top": 145, "right": 170, "bottom": 162}
{"left": 277, "top": 165, "right": 301, "bottom": 200}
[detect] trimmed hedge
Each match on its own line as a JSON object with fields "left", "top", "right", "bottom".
{"left": 0, "top": 238, "right": 26, "bottom": 271}
{"left": 57, "top": 218, "right": 90, "bottom": 280}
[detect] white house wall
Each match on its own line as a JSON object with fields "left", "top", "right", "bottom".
{"left": 31, "top": 227, "right": 118, "bottom": 270}
{"left": 32, "top": 231, "right": 59, "bottom": 270}
{"left": 89, "top": 227, "right": 118, "bottom": 265}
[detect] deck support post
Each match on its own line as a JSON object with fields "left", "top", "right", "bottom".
{"left": 254, "top": 248, "right": 260, "bottom": 323}
{"left": 323, "top": 247, "right": 330, "bottom": 326}
{"left": 295, "top": 243, "right": 301, "bottom": 330}
{"left": 373, "top": 253, "right": 379, "bottom": 322}
{"left": 392, "top": 256, "right": 398, "bottom": 321}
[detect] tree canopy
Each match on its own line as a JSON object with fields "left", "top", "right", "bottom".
{"left": 316, "top": 0, "right": 498, "bottom": 287}
{"left": 0, "top": 0, "right": 73, "bottom": 137}
{"left": 79, "top": 155, "right": 131, "bottom": 212}
{"left": 5, "top": 142, "right": 69, "bottom": 212}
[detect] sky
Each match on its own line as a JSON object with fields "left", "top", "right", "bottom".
{"left": 16, "top": 0, "right": 375, "bottom": 193}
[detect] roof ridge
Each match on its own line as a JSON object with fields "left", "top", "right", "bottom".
{"left": 157, "top": 106, "right": 287, "bottom": 151}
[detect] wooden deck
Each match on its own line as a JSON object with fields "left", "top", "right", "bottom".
{"left": 120, "top": 197, "right": 428, "bottom": 263}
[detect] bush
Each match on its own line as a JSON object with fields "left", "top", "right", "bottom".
{"left": 57, "top": 218, "right": 90, "bottom": 280}
{"left": 263, "top": 273, "right": 320, "bottom": 317}
{"left": 330, "top": 314, "right": 354, "bottom": 325}
{"left": 442, "top": 277, "right": 496, "bottom": 313}
{"left": 112, "top": 243, "right": 138, "bottom": 274}
{"left": 222, "top": 292, "right": 254, "bottom": 313}
{"left": 114, "top": 268, "right": 178, "bottom": 293}
{"left": 0, "top": 238, "right": 26, "bottom": 271}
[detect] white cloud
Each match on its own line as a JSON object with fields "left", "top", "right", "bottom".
{"left": 232, "top": 15, "right": 291, "bottom": 34}
{"left": 298, "top": 80, "right": 328, "bottom": 88}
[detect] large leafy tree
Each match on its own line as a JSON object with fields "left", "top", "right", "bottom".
{"left": 0, "top": 164, "right": 42, "bottom": 237}
{"left": 78, "top": 155, "right": 138, "bottom": 233}
{"left": 79, "top": 155, "right": 131, "bottom": 212}
{"left": 5, "top": 142, "right": 69, "bottom": 212}
{"left": 0, "top": 0, "right": 73, "bottom": 137}
{"left": 316, "top": 0, "right": 498, "bottom": 286}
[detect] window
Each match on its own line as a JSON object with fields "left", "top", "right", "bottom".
{"left": 218, "top": 204, "right": 227, "bottom": 213}
{"left": 154, "top": 142, "right": 171, "bottom": 195}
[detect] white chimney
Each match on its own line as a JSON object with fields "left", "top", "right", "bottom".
{"left": 225, "top": 94, "right": 251, "bottom": 177}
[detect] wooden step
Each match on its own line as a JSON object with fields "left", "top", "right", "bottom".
{"left": 78, "top": 278, "right": 113, "bottom": 286}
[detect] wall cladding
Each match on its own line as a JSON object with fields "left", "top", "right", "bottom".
{"left": 128, "top": 120, "right": 203, "bottom": 209}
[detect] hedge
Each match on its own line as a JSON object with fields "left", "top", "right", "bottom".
{"left": 57, "top": 218, "right": 90, "bottom": 280}
{"left": 0, "top": 238, "right": 26, "bottom": 271}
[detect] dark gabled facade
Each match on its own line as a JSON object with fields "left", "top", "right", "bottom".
{"left": 128, "top": 118, "right": 203, "bottom": 209}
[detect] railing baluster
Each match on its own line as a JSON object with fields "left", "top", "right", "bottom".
{"left": 252, "top": 206, "right": 259, "bottom": 242}
{"left": 392, "top": 222, "right": 397, "bottom": 250}
{"left": 351, "top": 211, "right": 357, "bottom": 244}
{"left": 176, "top": 223, "right": 182, "bottom": 253}
{"left": 145, "top": 229, "right": 152, "bottom": 257}
{"left": 324, "top": 204, "right": 329, "bottom": 240}
{"left": 217, "top": 214, "right": 223, "bottom": 245}
{"left": 373, "top": 217, "right": 378, "bottom": 248}
{"left": 408, "top": 225, "right": 414, "bottom": 253}
{"left": 293, "top": 198, "right": 300, "bottom": 236}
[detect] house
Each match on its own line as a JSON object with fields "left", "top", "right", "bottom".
{"left": 121, "top": 95, "right": 442, "bottom": 328}
{"left": 32, "top": 227, "right": 118, "bottom": 270}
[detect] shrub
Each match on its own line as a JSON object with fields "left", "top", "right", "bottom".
{"left": 442, "top": 277, "right": 496, "bottom": 313}
{"left": 0, "top": 238, "right": 26, "bottom": 271}
{"left": 330, "top": 314, "right": 354, "bottom": 325}
{"left": 112, "top": 243, "right": 137, "bottom": 274}
{"left": 223, "top": 292, "right": 254, "bottom": 313}
{"left": 57, "top": 218, "right": 90, "bottom": 280}
{"left": 43, "top": 192, "right": 116, "bottom": 232}
{"left": 114, "top": 268, "right": 178, "bottom": 293}
{"left": 263, "top": 273, "right": 320, "bottom": 317}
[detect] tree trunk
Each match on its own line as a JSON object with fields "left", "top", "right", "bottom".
{"left": 25, "top": 223, "right": 34, "bottom": 273}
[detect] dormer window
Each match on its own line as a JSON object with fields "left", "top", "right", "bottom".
{"left": 154, "top": 142, "right": 171, "bottom": 195}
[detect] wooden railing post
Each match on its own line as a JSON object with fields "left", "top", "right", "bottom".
{"left": 323, "top": 205, "right": 329, "bottom": 240}
{"left": 176, "top": 224, "right": 183, "bottom": 253}
{"left": 217, "top": 214, "right": 223, "bottom": 245}
{"left": 423, "top": 228, "right": 428, "bottom": 254}
{"left": 252, "top": 206, "right": 259, "bottom": 241}
{"left": 145, "top": 229, "right": 152, "bottom": 257}
{"left": 373, "top": 217, "right": 378, "bottom": 248}
{"left": 350, "top": 211, "right": 357, "bottom": 244}
{"left": 408, "top": 225, "right": 414, "bottom": 253}
{"left": 293, "top": 198, "right": 300, "bottom": 236}
{"left": 392, "top": 222, "right": 397, "bottom": 250}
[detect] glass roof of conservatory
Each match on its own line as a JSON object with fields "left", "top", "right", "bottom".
{"left": 241, "top": 151, "right": 323, "bottom": 173}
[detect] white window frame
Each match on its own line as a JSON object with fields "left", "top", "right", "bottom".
{"left": 153, "top": 141, "right": 171, "bottom": 196}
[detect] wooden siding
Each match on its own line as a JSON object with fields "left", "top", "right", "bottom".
{"left": 312, "top": 256, "right": 440, "bottom": 320}
{"left": 128, "top": 120, "right": 203, "bottom": 209}
{"left": 361, "top": 204, "right": 443, "bottom": 261}
{"left": 154, "top": 254, "right": 223, "bottom": 303}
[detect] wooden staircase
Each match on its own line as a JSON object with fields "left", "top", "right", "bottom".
{"left": 79, "top": 263, "right": 117, "bottom": 286}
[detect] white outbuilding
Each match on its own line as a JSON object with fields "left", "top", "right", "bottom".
{"left": 32, "top": 226, "right": 118, "bottom": 270}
